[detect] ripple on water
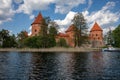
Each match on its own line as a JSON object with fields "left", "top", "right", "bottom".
{"left": 0, "top": 51, "right": 120, "bottom": 80}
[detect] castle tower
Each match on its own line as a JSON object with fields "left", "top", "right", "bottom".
{"left": 31, "top": 13, "right": 43, "bottom": 36}
{"left": 89, "top": 22, "right": 104, "bottom": 47}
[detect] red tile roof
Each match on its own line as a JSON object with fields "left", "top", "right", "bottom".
{"left": 90, "top": 22, "right": 102, "bottom": 31}
{"left": 65, "top": 24, "right": 76, "bottom": 32}
{"left": 31, "top": 13, "right": 43, "bottom": 25}
{"left": 57, "top": 33, "right": 69, "bottom": 37}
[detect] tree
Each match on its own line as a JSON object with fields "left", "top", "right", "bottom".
{"left": 39, "top": 17, "right": 51, "bottom": 36}
{"left": 48, "top": 21, "right": 58, "bottom": 37}
{"left": 104, "top": 28, "right": 114, "bottom": 46}
{"left": 17, "top": 30, "right": 28, "bottom": 48}
{"left": 57, "top": 38, "right": 68, "bottom": 47}
{"left": 24, "top": 36, "right": 38, "bottom": 48}
{"left": 0, "top": 29, "right": 17, "bottom": 48}
{"left": 24, "top": 35, "right": 56, "bottom": 48}
{"left": 112, "top": 24, "right": 120, "bottom": 47}
{"left": 72, "top": 12, "right": 88, "bottom": 47}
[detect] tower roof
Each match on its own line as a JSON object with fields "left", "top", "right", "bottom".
{"left": 65, "top": 24, "right": 76, "bottom": 32}
{"left": 31, "top": 13, "right": 43, "bottom": 25}
{"left": 90, "top": 22, "right": 102, "bottom": 31}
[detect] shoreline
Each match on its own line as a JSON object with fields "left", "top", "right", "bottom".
{"left": 0, "top": 47, "right": 101, "bottom": 52}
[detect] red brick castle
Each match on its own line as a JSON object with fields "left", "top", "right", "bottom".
{"left": 89, "top": 22, "right": 104, "bottom": 47}
{"left": 30, "top": 13, "right": 104, "bottom": 47}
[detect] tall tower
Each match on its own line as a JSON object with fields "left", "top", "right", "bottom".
{"left": 31, "top": 13, "right": 43, "bottom": 36}
{"left": 89, "top": 22, "right": 104, "bottom": 47}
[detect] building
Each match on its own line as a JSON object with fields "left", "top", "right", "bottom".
{"left": 56, "top": 24, "right": 76, "bottom": 47}
{"left": 30, "top": 13, "right": 104, "bottom": 47}
{"left": 31, "top": 13, "right": 43, "bottom": 36}
{"left": 89, "top": 22, "right": 104, "bottom": 47}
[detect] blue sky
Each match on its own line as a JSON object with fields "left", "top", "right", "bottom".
{"left": 0, "top": 0, "right": 120, "bottom": 35}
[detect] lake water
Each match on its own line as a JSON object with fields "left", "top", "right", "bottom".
{"left": 0, "top": 51, "right": 120, "bottom": 80}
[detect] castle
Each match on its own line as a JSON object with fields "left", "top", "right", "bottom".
{"left": 89, "top": 22, "right": 104, "bottom": 47}
{"left": 30, "top": 13, "right": 104, "bottom": 47}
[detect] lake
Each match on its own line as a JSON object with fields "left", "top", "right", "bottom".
{"left": 0, "top": 51, "right": 120, "bottom": 80}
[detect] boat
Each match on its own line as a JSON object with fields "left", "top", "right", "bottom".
{"left": 102, "top": 47, "right": 120, "bottom": 52}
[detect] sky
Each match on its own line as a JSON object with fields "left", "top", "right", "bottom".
{"left": 0, "top": 0, "right": 120, "bottom": 35}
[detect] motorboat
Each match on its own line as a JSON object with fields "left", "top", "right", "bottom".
{"left": 102, "top": 47, "right": 120, "bottom": 52}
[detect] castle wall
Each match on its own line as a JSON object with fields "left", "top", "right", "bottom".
{"left": 31, "top": 24, "right": 41, "bottom": 36}
{"left": 89, "top": 31, "right": 104, "bottom": 48}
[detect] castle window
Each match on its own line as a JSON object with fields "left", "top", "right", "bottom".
{"left": 96, "top": 34, "right": 98, "bottom": 36}
{"left": 35, "top": 29, "right": 37, "bottom": 32}
{"left": 98, "top": 37, "right": 100, "bottom": 40}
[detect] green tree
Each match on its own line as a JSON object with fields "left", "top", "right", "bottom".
{"left": 104, "top": 28, "right": 114, "bottom": 46}
{"left": 24, "top": 36, "right": 38, "bottom": 48}
{"left": 39, "top": 17, "right": 51, "bottom": 36}
{"left": 17, "top": 30, "right": 28, "bottom": 48}
{"left": 0, "top": 29, "right": 17, "bottom": 48}
{"left": 112, "top": 24, "right": 120, "bottom": 47}
{"left": 48, "top": 21, "right": 58, "bottom": 37}
{"left": 24, "top": 35, "right": 56, "bottom": 48}
{"left": 57, "top": 38, "right": 68, "bottom": 47}
{"left": 72, "top": 12, "right": 88, "bottom": 47}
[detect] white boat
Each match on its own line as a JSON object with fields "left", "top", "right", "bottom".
{"left": 102, "top": 47, "right": 120, "bottom": 52}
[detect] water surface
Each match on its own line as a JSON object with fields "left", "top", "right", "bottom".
{"left": 0, "top": 51, "right": 120, "bottom": 80}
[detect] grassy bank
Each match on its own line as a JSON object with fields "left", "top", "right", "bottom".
{"left": 0, "top": 47, "right": 101, "bottom": 52}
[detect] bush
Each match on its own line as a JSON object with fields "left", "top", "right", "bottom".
{"left": 57, "top": 38, "right": 68, "bottom": 47}
{"left": 24, "top": 35, "right": 56, "bottom": 48}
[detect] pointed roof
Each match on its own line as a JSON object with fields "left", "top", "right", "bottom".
{"left": 31, "top": 13, "right": 43, "bottom": 25}
{"left": 65, "top": 24, "right": 76, "bottom": 32}
{"left": 90, "top": 22, "right": 102, "bottom": 31}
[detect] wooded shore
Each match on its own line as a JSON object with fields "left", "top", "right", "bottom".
{"left": 0, "top": 47, "right": 101, "bottom": 52}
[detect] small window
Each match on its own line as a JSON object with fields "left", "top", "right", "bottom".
{"left": 98, "top": 37, "right": 100, "bottom": 40}
{"left": 35, "top": 29, "right": 37, "bottom": 32}
{"left": 96, "top": 34, "right": 98, "bottom": 36}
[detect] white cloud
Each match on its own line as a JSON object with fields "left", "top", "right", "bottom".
{"left": 17, "top": 0, "right": 55, "bottom": 14}
{"left": 0, "top": 0, "right": 15, "bottom": 24}
{"left": 16, "top": 0, "right": 86, "bottom": 14}
{"left": 103, "top": 26, "right": 115, "bottom": 35}
{"left": 54, "top": 0, "right": 86, "bottom": 14}
{"left": 54, "top": 1, "right": 120, "bottom": 34}
{"left": 83, "top": 1, "right": 120, "bottom": 34}
{"left": 86, "top": 0, "right": 93, "bottom": 10}
{"left": 28, "top": 26, "right": 32, "bottom": 36}
{"left": 54, "top": 11, "right": 76, "bottom": 32}
{"left": 30, "top": 14, "right": 35, "bottom": 20}
{"left": 102, "top": 1, "right": 115, "bottom": 11}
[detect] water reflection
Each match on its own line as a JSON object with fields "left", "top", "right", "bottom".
{"left": 86, "top": 52, "right": 104, "bottom": 79}
{"left": 0, "top": 51, "right": 120, "bottom": 80}
{"left": 55, "top": 53, "right": 75, "bottom": 79}
{"left": 0, "top": 52, "right": 32, "bottom": 80}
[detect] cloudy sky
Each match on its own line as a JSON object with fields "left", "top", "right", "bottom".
{"left": 0, "top": 0, "right": 120, "bottom": 35}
